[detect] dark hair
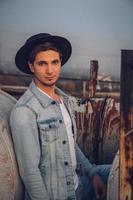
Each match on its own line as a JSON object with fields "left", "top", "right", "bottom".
{"left": 28, "top": 42, "right": 62, "bottom": 64}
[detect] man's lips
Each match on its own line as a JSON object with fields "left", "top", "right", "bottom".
{"left": 45, "top": 76, "right": 56, "bottom": 80}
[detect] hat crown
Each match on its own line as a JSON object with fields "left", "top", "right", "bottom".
{"left": 26, "top": 33, "right": 51, "bottom": 44}
{"left": 15, "top": 33, "right": 72, "bottom": 74}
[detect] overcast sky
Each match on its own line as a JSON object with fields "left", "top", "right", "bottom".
{"left": 0, "top": 0, "right": 133, "bottom": 80}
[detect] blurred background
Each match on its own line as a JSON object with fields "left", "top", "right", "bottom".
{"left": 0, "top": 0, "right": 133, "bottom": 98}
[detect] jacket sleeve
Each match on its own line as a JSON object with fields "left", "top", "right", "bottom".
{"left": 75, "top": 144, "right": 99, "bottom": 179}
{"left": 10, "top": 106, "right": 50, "bottom": 200}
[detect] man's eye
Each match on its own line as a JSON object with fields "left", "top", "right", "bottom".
{"left": 38, "top": 61, "right": 46, "bottom": 66}
{"left": 52, "top": 60, "right": 60, "bottom": 65}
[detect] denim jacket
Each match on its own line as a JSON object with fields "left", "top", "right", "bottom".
{"left": 10, "top": 82, "right": 98, "bottom": 200}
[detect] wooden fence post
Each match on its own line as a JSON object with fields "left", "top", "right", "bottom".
{"left": 89, "top": 60, "right": 98, "bottom": 98}
{"left": 120, "top": 50, "right": 133, "bottom": 200}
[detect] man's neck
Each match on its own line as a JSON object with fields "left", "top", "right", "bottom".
{"left": 33, "top": 80, "right": 60, "bottom": 101}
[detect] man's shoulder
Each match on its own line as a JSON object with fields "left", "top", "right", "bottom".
{"left": 14, "top": 87, "right": 40, "bottom": 110}
{"left": 56, "top": 87, "right": 74, "bottom": 101}
{"left": 15, "top": 88, "right": 33, "bottom": 106}
{"left": 56, "top": 87, "right": 68, "bottom": 97}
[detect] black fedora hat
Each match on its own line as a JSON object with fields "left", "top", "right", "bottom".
{"left": 15, "top": 33, "right": 72, "bottom": 74}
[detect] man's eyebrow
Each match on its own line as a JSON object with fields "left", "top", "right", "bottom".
{"left": 52, "top": 59, "right": 60, "bottom": 63}
{"left": 37, "top": 60, "right": 47, "bottom": 64}
{"left": 36, "top": 59, "right": 60, "bottom": 65}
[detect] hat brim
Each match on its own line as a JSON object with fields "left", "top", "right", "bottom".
{"left": 15, "top": 35, "right": 72, "bottom": 74}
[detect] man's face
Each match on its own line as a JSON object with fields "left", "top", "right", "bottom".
{"left": 28, "top": 50, "right": 61, "bottom": 87}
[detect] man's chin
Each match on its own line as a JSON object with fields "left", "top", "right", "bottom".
{"left": 43, "top": 81, "right": 56, "bottom": 87}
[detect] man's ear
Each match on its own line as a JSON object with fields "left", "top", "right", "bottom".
{"left": 28, "top": 62, "right": 34, "bottom": 73}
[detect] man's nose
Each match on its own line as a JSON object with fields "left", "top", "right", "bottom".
{"left": 46, "top": 64, "right": 53, "bottom": 73}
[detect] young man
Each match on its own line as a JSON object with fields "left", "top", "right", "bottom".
{"left": 10, "top": 33, "right": 110, "bottom": 200}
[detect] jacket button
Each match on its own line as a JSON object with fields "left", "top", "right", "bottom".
{"left": 67, "top": 181, "right": 71, "bottom": 185}
{"left": 64, "top": 161, "right": 68, "bottom": 166}
{"left": 62, "top": 140, "right": 66, "bottom": 144}
{"left": 51, "top": 101, "right": 56, "bottom": 104}
{"left": 59, "top": 119, "right": 62, "bottom": 123}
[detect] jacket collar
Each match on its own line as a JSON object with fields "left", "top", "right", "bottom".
{"left": 29, "top": 81, "right": 69, "bottom": 108}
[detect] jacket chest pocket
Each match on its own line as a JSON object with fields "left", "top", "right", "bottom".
{"left": 38, "top": 120, "right": 59, "bottom": 143}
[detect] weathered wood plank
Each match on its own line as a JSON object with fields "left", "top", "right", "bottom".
{"left": 120, "top": 50, "right": 133, "bottom": 200}
{"left": 88, "top": 60, "right": 98, "bottom": 98}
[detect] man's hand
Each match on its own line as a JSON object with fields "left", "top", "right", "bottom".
{"left": 92, "top": 174, "right": 107, "bottom": 199}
